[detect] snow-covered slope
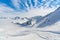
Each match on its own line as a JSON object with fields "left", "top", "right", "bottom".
{"left": 14, "top": 7, "right": 60, "bottom": 28}
{"left": 37, "top": 7, "right": 60, "bottom": 28}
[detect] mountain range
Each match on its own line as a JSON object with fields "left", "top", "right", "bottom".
{"left": 11, "top": 7, "right": 60, "bottom": 28}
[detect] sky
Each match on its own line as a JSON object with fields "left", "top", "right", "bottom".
{"left": 0, "top": 0, "right": 60, "bottom": 16}
{"left": 0, "top": 0, "right": 15, "bottom": 9}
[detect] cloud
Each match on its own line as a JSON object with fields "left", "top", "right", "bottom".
{"left": 0, "top": 0, "right": 59, "bottom": 17}
{"left": 11, "top": 0, "right": 60, "bottom": 11}
{"left": 0, "top": 4, "right": 16, "bottom": 17}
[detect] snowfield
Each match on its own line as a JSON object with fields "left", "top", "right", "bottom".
{"left": 0, "top": 17, "right": 60, "bottom": 40}
{"left": 0, "top": 17, "right": 47, "bottom": 40}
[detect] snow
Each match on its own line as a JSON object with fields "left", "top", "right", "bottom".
{"left": 12, "top": 17, "right": 29, "bottom": 24}
{"left": 0, "top": 0, "right": 60, "bottom": 40}
{"left": 0, "top": 18, "right": 46, "bottom": 40}
{"left": 0, "top": 8, "right": 60, "bottom": 40}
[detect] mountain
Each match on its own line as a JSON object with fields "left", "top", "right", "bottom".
{"left": 37, "top": 7, "right": 60, "bottom": 28}
{"left": 11, "top": 7, "right": 60, "bottom": 28}
{"left": 31, "top": 16, "right": 43, "bottom": 23}
{"left": 11, "top": 16, "right": 42, "bottom": 27}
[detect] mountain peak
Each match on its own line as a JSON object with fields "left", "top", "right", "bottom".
{"left": 37, "top": 7, "right": 60, "bottom": 28}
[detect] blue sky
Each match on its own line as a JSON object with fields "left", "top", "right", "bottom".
{"left": 0, "top": 0, "right": 60, "bottom": 11}
{"left": 0, "top": 0, "right": 16, "bottom": 9}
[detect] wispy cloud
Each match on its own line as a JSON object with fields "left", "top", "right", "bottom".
{"left": 11, "top": 0, "right": 60, "bottom": 11}
{"left": 0, "top": 0, "right": 60, "bottom": 17}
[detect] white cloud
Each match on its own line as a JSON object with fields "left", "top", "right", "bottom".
{"left": 0, "top": 3, "right": 17, "bottom": 17}
{"left": 19, "top": 7, "right": 57, "bottom": 18}
{"left": 0, "top": 3, "right": 58, "bottom": 18}
{"left": 11, "top": 0, "right": 20, "bottom": 10}
{"left": 0, "top": 4, "right": 14, "bottom": 12}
